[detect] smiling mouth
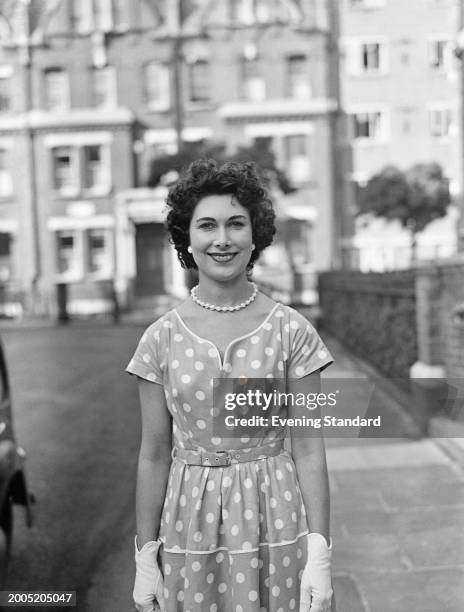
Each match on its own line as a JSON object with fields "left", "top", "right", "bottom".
{"left": 208, "top": 253, "right": 238, "bottom": 263}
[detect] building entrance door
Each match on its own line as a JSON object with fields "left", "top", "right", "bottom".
{"left": 134, "top": 223, "right": 165, "bottom": 296}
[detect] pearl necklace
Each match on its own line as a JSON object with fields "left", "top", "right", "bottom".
{"left": 191, "top": 282, "right": 258, "bottom": 312}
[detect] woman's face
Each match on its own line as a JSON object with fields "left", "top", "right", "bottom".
{"left": 189, "top": 194, "right": 254, "bottom": 282}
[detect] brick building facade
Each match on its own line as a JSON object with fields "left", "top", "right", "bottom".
{"left": 0, "top": 0, "right": 337, "bottom": 317}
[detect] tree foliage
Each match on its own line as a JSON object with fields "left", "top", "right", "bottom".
{"left": 358, "top": 163, "right": 451, "bottom": 233}
{"left": 146, "top": 138, "right": 296, "bottom": 194}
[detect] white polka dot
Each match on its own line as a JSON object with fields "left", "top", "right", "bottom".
{"left": 206, "top": 512, "right": 215, "bottom": 523}
{"left": 251, "top": 335, "right": 260, "bottom": 344}
{"left": 233, "top": 492, "right": 241, "bottom": 503}
{"left": 222, "top": 509, "right": 229, "bottom": 520}
{"left": 275, "top": 310, "right": 284, "bottom": 318}
{"left": 183, "top": 402, "right": 191, "bottom": 412}
{"left": 165, "top": 563, "right": 171, "bottom": 575}
{"left": 270, "top": 497, "right": 277, "bottom": 508}
{"left": 146, "top": 373, "right": 158, "bottom": 382}
{"left": 216, "top": 552, "right": 224, "bottom": 563}
{"left": 284, "top": 323, "right": 290, "bottom": 332}
{"left": 276, "top": 469, "right": 283, "bottom": 480}
{"left": 231, "top": 524, "right": 239, "bottom": 536}
{"left": 185, "top": 348, "right": 194, "bottom": 357}
{"left": 283, "top": 556, "right": 291, "bottom": 567}
{"left": 269, "top": 563, "right": 276, "bottom": 575}
{"left": 218, "top": 582, "right": 227, "bottom": 593}
{"left": 275, "top": 519, "right": 284, "bottom": 529}
{"left": 212, "top": 436, "right": 221, "bottom": 445}
{"left": 174, "top": 333, "right": 184, "bottom": 342}
{"left": 193, "top": 531, "right": 203, "bottom": 542}
{"left": 210, "top": 605, "right": 218, "bottom": 612}
{"left": 177, "top": 590, "right": 184, "bottom": 601}
{"left": 286, "top": 577, "right": 293, "bottom": 588}
{"left": 207, "top": 572, "right": 215, "bottom": 583}
{"left": 289, "top": 598, "right": 296, "bottom": 609}
{"left": 208, "top": 347, "right": 217, "bottom": 357}
{"left": 181, "top": 374, "right": 191, "bottom": 384}
{"left": 266, "top": 373, "right": 274, "bottom": 379}
{"left": 291, "top": 511, "right": 297, "bottom": 522}
{"left": 195, "top": 361, "right": 204, "bottom": 371}
{"left": 194, "top": 592, "right": 204, "bottom": 603}
{"left": 153, "top": 330, "right": 160, "bottom": 341}
{"left": 244, "top": 509, "right": 253, "bottom": 520}
{"left": 290, "top": 320, "right": 299, "bottom": 330}
{"left": 163, "top": 320, "right": 173, "bottom": 328}
{"left": 244, "top": 478, "right": 253, "bottom": 489}
{"left": 272, "top": 586, "right": 280, "bottom": 597}
{"left": 180, "top": 567, "right": 186, "bottom": 578}
{"left": 223, "top": 363, "right": 232, "bottom": 373}
{"left": 142, "top": 353, "right": 151, "bottom": 363}
{"left": 240, "top": 435, "right": 250, "bottom": 444}
{"left": 175, "top": 520, "right": 183, "bottom": 532}
{"left": 236, "top": 349, "right": 247, "bottom": 358}
{"left": 243, "top": 541, "right": 252, "bottom": 550}
{"left": 264, "top": 474, "right": 270, "bottom": 487}
{"left": 297, "top": 547, "right": 303, "bottom": 559}
{"left": 249, "top": 591, "right": 258, "bottom": 602}
{"left": 276, "top": 332, "right": 281, "bottom": 341}
{"left": 301, "top": 345, "right": 310, "bottom": 355}
{"left": 192, "top": 561, "right": 201, "bottom": 572}
{"left": 236, "top": 606, "right": 243, "bottom": 612}
{"left": 283, "top": 351, "right": 288, "bottom": 360}
{"left": 263, "top": 322, "right": 272, "bottom": 330}
{"left": 223, "top": 476, "right": 232, "bottom": 487}
{"left": 318, "top": 349, "right": 327, "bottom": 359}
{"left": 265, "top": 347, "right": 274, "bottom": 356}
{"left": 196, "top": 419, "right": 206, "bottom": 429}
{"left": 171, "top": 359, "right": 179, "bottom": 369}
{"left": 284, "top": 490, "right": 292, "bottom": 501}
{"left": 164, "top": 587, "right": 169, "bottom": 599}
{"left": 295, "top": 366, "right": 305, "bottom": 377}
{"left": 251, "top": 360, "right": 261, "bottom": 369}
{"left": 277, "top": 361, "right": 284, "bottom": 371}
{"left": 250, "top": 557, "right": 258, "bottom": 568}
{"left": 196, "top": 390, "right": 206, "bottom": 400}
{"left": 264, "top": 577, "right": 270, "bottom": 588}
{"left": 206, "top": 480, "right": 215, "bottom": 491}
{"left": 192, "top": 486, "right": 199, "bottom": 497}
{"left": 236, "top": 572, "right": 245, "bottom": 583}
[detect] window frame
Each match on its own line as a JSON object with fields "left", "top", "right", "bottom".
{"left": 44, "top": 67, "right": 70, "bottom": 111}
{"left": 92, "top": 65, "right": 117, "bottom": 108}
{"left": 142, "top": 62, "right": 171, "bottom": 111}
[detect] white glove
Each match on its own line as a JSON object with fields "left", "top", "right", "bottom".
{"left": 299, "top": 532, "right": 333, "bottom": 612}
{"left": 133, "top": 536, "right": 165, "bottom": 612}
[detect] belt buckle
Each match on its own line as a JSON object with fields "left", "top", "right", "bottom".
{"left": 213, "top": 450, "right": 231, "bottom": 466}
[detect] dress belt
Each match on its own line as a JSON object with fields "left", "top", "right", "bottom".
{"left": 172, "top": 440, "right": 285, "bottom": 466}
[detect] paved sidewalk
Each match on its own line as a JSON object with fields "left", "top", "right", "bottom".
{"left": 84, "top": 321, "right": 464, "bottom": 612}
{"left": 322, "top": 334, "right": 464, "bottom": 612}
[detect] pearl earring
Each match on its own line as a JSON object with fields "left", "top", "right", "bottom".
{"left": 252, "top": 244, "right": 256, "bottom": 251}
{"left": 187, "top": 246, "right": 192, "bottom": 253}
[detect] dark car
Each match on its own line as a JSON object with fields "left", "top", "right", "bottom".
{"left": 0, "top": 336, "right": 34, "bottom": 584}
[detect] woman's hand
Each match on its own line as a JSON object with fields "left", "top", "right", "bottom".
{"left": 299, "top": 533, "right": 333, "bottom": 612}
{"left": 133, "top": 537, "right": 165, "bottom": 612}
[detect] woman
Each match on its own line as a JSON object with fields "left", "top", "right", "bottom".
{"left": 126, "top": 159, "right": 334, "bottom": 612}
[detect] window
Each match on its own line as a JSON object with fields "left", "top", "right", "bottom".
{"left": 428, "top": 39, "right": 451, "bottom": 71}
{"left": 52, "top": 147, "right": 79, "bottom": 195}
{"left": 287, "top": 55, "right": 311, "bottom": 99}
{"left": 88, "top": 229, "right": 112, "bottom": 275}
{"left": 44, "top": 68, "right": 70, "bottom": 111}
{"left": 93, "top": 66, "right": 117, "bottom": 107}
{"left": 345, "top": 39, "right": 388, "bottom": 75}
{"left": 352, "top": 111, "right": 386, "bottom": 140}
{"left": 84, "top": 145, "right": 110, "bottom": 193}
{"left": 0, "top": 233, "right": 12, "bottom": 283}
{"left": 429, "top": 108, "right": 452, "bottom": 138}
{"left": 142, "top": 62, "right": 170, "bottom": 110}
{"left": 0, "top": 75, "right": 11, "bottom": 113}
{"left": 0, "top": 150, "right": 12, "bottom": 197}
{"left": 56, "top": 231, "right": 80, "bottom": 275}
{"left": 188, "top": 60, "right": 210, "bottom": 103}
{"left": 242, "top": 58, "right": 265, "bottom": 101}
{"left": 284, "top": 135, "right": 311, "bottom": 182}
{"left": 72, "top": 0, "right": 127, "bottom": 32}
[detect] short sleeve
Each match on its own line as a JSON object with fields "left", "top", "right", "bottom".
{"left": 125, "top": 318, "right": 165, "bottom": 384}
{"left": 286, "top": 309, "right": 334, "bottom": 379}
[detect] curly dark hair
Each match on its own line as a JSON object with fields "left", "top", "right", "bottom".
{"left": 165, "top": 159, "right": 276, "bottom": 271}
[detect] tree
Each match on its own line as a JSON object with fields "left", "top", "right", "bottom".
{"left": 358, "top": 163, "right": 451, "bottom": 260}
{"left": 146, "top": 138, "right": 296, "bottom": 194}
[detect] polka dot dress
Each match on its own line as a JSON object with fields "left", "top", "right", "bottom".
{"left": 126, "top": 303, "right": 333, "bottom": 611}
